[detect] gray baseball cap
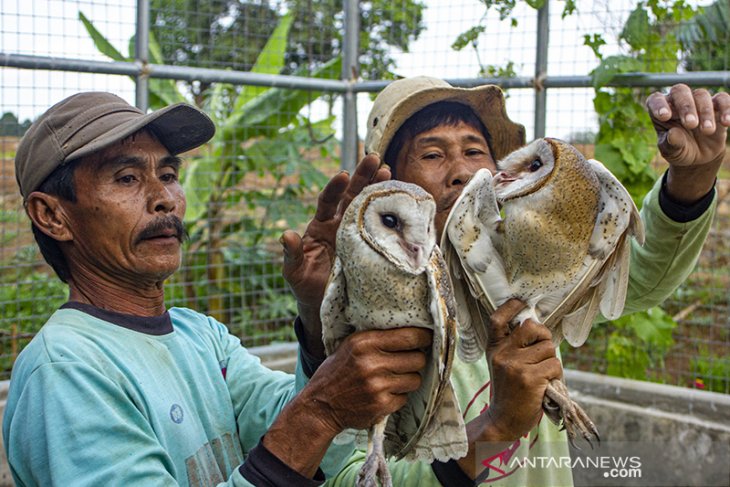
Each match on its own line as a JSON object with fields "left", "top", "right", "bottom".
{"left": 15, "top": 92, "right": 216, "bottom": 199}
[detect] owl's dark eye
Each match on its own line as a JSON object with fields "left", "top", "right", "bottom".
{"left": 529, "top": 159, "right": 543, "bottom": 172}
{"left": 381, "top": 213, "right": 399, "bottom": 229}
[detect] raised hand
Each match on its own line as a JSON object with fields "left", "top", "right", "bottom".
{"left": 646, "top": 84, "right": 730, "bottom": 203}
{"left": 281, "top": 154, "right": 390, "bottom": 358}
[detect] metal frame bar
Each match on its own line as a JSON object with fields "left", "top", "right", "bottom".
{"left": 4, "top": 52, "right": 730, "bottom": 92}
{"left": 534, "top": 1, "right": 550, "bottom": 140}
{"left": 135, "top": 0, "right": 150, "bottom": 111}
{"left": 340, "top": 0, "right": 360, "bottom": 173}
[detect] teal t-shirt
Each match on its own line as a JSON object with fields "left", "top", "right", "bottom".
{"left": 2, "top": 305, "right": 350, "bottom": 486}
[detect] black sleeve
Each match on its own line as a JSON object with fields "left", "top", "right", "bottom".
{"left": 294, "top": 316, "right": 326, "bottom": 378}
{"left": 658, "top": 171, "right": 716, "bottom": 223}
{"left": 239, "top": 440, "right": 326, "bottom": 487}
{"left": 432, "top": 458, "right": 477, "bottom": 487}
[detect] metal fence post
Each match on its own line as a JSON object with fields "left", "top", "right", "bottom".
{"left": 341, "top": 0, "right": 360, "bottom": 173}
{"left": 534, "top": 0, "right": 549, "bottom": 139}
{"left": 136, "top": 0, "right": 150, "bottom": 111}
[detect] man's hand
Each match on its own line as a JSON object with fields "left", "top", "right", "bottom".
{"left": 457, "top": 299, "right": 562, "bottom": 479}
{"left": 262, "top": 327, "right": 431, "bottom": 477}
{"left": 646, "top": 84, "right": 730, "bottom": 204}
{"left": 484, "top": 300, "right": 561, "bottom": 440}
{"left": 281, "top": 154, "right": 390, "bottom": 359}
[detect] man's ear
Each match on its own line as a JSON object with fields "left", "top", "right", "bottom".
{"left": 25, "top": 192, "right": 73, "bottom": 242}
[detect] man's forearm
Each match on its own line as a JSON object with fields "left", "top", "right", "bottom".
{"left": 262, "top": 390, "right": 340, "bottom": 479}
{"left": 665, "top": 157, "right": 722, "bottom": 204}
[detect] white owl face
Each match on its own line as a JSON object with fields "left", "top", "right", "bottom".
{"left": 360, "top": 187, "right": 437, "bottom": 274}
{"left": 492, "top": 138, "right": 555, "bottom": 202}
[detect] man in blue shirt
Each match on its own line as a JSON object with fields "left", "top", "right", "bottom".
{"left": 3, "top": 92, "right": 430, "bottom": 486}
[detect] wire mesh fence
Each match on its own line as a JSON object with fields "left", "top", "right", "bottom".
{"left": 0, "top": 0, "right": 728, "bottom": 392}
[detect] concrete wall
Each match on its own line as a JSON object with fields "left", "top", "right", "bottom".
{"left": 1, "top": 353, "right": 727, "bottom": 486}
{"left": 564, "top": 370, "right": 730, "bottom": 486}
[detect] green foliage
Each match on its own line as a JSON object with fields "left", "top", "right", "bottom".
{"left": 0, "top": 112, "right": 32, "bottom": 136}
{"left": 677, "top": 0, "right": 730, "bottom": 71}
{"left": 148, "top": 0, "right": 424, "bottom": 96}
{"left": 0, "top": 256, "right": 68, "bottom": 377}
{"left": 587, "top": 1, "right": 696, "bottom": 206}
{"left": 691, "top": 348, "right": 730, "bottom": 394}
{"left": 451, "top": 26, "right": 486, "bottom": 52}
{"left": 605, "top": 307, "right": 676, "bottom": 380}
{"left": 80, "top": 11, "right": 339, "bottom": 328}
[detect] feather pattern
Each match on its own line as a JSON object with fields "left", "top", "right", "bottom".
{"left": 441, "top": 138, "right": 644, "bottom": 446}
{"left": 321, "top": 180, "right": 467, "bottom": 486}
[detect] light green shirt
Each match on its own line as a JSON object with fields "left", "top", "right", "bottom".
{"left": 325, "top": 175, "right": 717, "bottom": 486}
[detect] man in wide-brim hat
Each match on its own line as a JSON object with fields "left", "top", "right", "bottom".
{"left": 283, "top": 76, "right": 729, "bottom": 485}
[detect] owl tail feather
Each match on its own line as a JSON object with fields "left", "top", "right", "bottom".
{"left": 404, "top": 383, "right": 468, "bottom": 463}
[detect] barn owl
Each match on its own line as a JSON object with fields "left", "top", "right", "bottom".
{"left": 321, "top": 180, "right": 467, "bottom": 487}
{"left": 441, "top": 138, "right": 645, "bottom": 446}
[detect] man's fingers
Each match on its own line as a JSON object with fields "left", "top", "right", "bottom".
{"left": 382, "top": 350, "right": 428, "bottom": 375}
{"left": 488, "top": 299, "right": 526, "bottom": 341}
{"left": 314, "top": 171, "right": 350, "bottom": 222}
{"left": 667, "top": 84, "right": 699, "bottom": 129}
{"left": 367, "top": 326, "right": 433, "bottom": 352}
{"left": 537, "top": 356, "right": 564, "bottom": 382}
{"left": 339, "top": 154, "right": 383, "bottom": 212}
{"left": 714, "top": 92, "right": 730, "bottom": 127}
{"left": 646, "top": 91, "right": 672, "bottom": 122}
{"left": 510, "top": 321, "right": 553, "bottom": 348}
{"left": 373, "top": 165, "right": 392, "bottom": 184}
{"left": 693, "top": 89, "right": 716, "bottom": 134}
{"left": 280, "top": 230, "right": 304, "bottom": 278}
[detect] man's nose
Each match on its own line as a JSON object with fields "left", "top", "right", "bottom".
{"left": 147, "top": 180, "right": 177, "bottom": 213}
{"left": 449, "top": 155, "right": 475, "bottom": 187}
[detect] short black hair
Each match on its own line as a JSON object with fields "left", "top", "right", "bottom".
{"left": 30, "top": 159, "right": 80, "bottom": 283}
{"left": 383, "top": 101, "right": 494, "bottom": 179}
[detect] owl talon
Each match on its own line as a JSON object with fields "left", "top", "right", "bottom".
{"left": 545, "top": 379, "right": 599, "bottom": 449}
{"left": 357, "top": 451, "right": 392, "bottom": 487}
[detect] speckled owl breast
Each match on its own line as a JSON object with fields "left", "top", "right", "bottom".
{"left": 498, "top": 142, "right": 601, "bottom": 298}
{"left": 336, "top": 193, "right": 434, "bottom": 331}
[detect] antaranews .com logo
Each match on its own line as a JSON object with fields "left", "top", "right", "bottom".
{"left": 509, "top": 455, "right": 642, "bottom": 479}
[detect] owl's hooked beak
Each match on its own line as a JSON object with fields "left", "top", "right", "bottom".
{"left": 399, "top": 241, "right": 430, "bottom": 271}
{"left": 493, "top": 171, "right": 516, "bottom": 187}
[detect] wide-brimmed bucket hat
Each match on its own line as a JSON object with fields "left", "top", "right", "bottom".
{"left": 364, "top": 76, "right": 526, "bottom": 161}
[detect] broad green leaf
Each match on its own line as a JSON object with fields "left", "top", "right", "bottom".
{"left": 222, "top": 56, "right": 342, "bottom": 140}
{"left": 591, "top": 55, "right": 642, "bottom": 89}
{"left": 233, "top": 13, "right": 294, "bottom": 113}
{"left": 621, "top": 4, "right": 650, "bottom": 50}
{"left": 181, "top": 156, "right": 220, "bottom": 224}
{"left": 148, "top": 30, "right": 165, "bottom": 65}
{"left": 79, "top": 12, "right": 128, "bottom": 62}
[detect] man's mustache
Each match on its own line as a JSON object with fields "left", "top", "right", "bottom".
{"left": 135, "top": 216, "right": 188, "bottom": 244}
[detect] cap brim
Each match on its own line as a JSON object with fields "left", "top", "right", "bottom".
{"left": 66, "top": 103, "right": 216, "bottom": 163}
{"left": 375, "top": 85, "right": 525, "bottom": 161}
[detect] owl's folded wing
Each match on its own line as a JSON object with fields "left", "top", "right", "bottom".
{"left": 441, "top": 168, "right": 506, "bottom": 362}
{"left": 320, "top": 257, "right": 351, "bottom": 355}
{"left": 545, "top": 159, "right": 645, "bottom": 346}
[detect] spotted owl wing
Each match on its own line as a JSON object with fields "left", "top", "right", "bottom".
{"left": 320, "top": 257, "right": 366, "bottom": 447}
{"left": 544, "top": 158, "right": 645, "bottom": 346}
{"left": 441, "top": 168, "right": 509, "bottom": 362}
{"left": 391, "top": 247, "right": 467, "bottom": 462}
{"left": 320, "top": 256, "right": 351, "bottom": 355}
